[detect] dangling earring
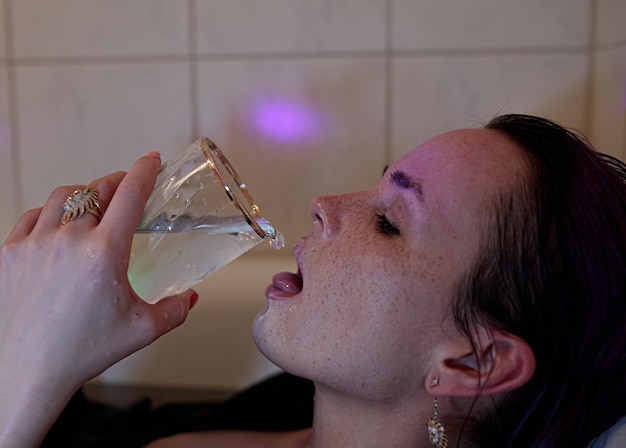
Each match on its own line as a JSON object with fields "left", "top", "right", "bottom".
{"left": 427, "top": 378, "right": 448, "bottom": 448}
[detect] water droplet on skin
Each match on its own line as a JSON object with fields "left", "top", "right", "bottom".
{"left": 163, "top": 312, "right": 169, "bottom": 319}
{"left": 113, "top": 296, "right": 120, "bottom": 304}
{"left": 112, "top": 279, "right": 119, "bottom": 287}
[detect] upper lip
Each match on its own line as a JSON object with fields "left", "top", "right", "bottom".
{"left": 293, "top": 238, "right": 305, "bottom": 278}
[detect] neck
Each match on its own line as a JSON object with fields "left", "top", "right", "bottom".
{"left": 308, "top": 383, "right": 435, "bottom": 448}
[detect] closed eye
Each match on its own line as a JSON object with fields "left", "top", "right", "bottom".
{"left": 375, "top": 213, "right": 400, "bottom": 236}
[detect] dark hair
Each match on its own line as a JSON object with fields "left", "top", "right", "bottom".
{"left": 453, "top": 114, "right": 626, "bottom": 447}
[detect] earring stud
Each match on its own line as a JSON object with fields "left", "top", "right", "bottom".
{"left": 427, "top": 377, "right": 448, "bottom": 448}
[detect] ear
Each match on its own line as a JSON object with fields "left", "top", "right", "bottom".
{"left": 425, "top": 330, "right": 535, "bottom": 398}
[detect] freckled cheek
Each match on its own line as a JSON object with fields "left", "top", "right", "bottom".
{"left": 305, "top": 247, "right": 372, "bottom": 332}
{"left": 411, "top": 251, "right": 447, "bottom": 287}
{"left": 375, "top": 248, "right": 450, "bottom": 313}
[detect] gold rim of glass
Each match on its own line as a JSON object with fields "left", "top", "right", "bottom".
{"left": 199, "top": 137, "right": 267, "bottom": 239}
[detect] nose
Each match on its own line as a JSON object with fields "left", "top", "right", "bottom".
{"left": 309, "top": 195, "right": 343, "bottom": 239}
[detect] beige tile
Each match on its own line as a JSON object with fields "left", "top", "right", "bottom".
{"left": 13, "top": 0, "right": 189, "bottom": 58}
{"left": 590, "top": 46, "right": 626, "bottom": 160}
{"left": 0, "top": 68, "right": 16, "bottom": 241}
{"left": 196, "top": 58, "right": 387, "bottom": 249}
{"left": 392, "top": 0, "right": 590, "bottom": 50}
{"left": 595, "top": 0, "right": 626, "bottom": 46}
{"left": 195, "top": 0, "right": 386, "bottom": 54}
{"left": 0, "top": 1, "right": 6, "bottom": 60}
{"left": 16, "top": 62, "right": 193, "bottom": 211}
{"left": 391, "top": 53, "right": 589, "bottom": 160}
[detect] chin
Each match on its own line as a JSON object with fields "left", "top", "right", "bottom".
{"left": 251, "top": 307, "right": 280, "bottom": 362}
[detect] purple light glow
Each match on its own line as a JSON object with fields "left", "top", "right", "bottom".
{"left": 250, "top": 96, "right": 325, "bottom": 144}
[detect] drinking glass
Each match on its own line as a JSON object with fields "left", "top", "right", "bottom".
{"left": 128, "top": 137, "right": 283, "bottom": 303}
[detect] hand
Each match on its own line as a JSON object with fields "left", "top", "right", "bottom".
{"left": 0, "top": 153, "right": 198, "bottom": 447}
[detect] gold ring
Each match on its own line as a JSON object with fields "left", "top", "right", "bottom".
{"left": 61, "top": 187, "right": 103, "bottom": 225}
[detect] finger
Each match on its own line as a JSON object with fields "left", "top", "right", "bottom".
{"left": 87, "top": 171, "right": 127, "bottom": 214}
{"left": 4, "top": 208, "right": 42, "bottom": 243}
{"left": 33, "top": 184, "right": 86, "bottom": 231}
{"left": 99, "top": 153, "right": 161, "bottom": 244}
{"left": 59, "top": 171, "right": 128, "bottom": 230}
{"left": 139, "top": 289, "right": 198, "bottom": 342}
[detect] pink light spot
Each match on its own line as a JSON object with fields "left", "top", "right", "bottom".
{"left": 250, "top": 96, "right": 325, "bottom": 143}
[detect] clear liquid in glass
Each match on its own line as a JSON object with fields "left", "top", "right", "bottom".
{"left": 129, "top": 214, "right": 284, "bottom": 303}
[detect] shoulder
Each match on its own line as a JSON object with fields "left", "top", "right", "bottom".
{"left": 589, "top": 417, "right": 626, "bottom": 448}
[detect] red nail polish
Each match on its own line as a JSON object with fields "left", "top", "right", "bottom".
{"left": 189, "top": 292, "right": 199, "bottom": 310}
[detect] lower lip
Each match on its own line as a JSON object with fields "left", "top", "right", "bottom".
{"left": 264, "top": 284, "right": 299, "bottom": 301}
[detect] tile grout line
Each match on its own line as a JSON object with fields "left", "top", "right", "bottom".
{"left": 188, "top": 0, "right": 200, "bottom": 140}
{"left": 3, "top": 45, "right": 591, "bottom": 67}
{"left": 383, "top": 0, "right": 393, "bottom": 165}
{"left": 585, "top": 0, "right": 598, "bottom": 140}
{"left": 4, "top": 0, "right": 22, "bottom": 217}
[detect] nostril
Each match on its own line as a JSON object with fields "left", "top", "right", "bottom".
{"left": 309, "top": 196, "right": 338, "bottom": 238}
{"left": 309, "top": 197, "right": 324, "bottom": 223}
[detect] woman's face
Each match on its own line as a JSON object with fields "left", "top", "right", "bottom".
{"left": 253, "top": 128, "right": 527, "bottom": 401}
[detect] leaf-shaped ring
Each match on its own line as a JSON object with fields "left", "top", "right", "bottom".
{"left": 61, "top": 187, "right": 103, "bottom": 226}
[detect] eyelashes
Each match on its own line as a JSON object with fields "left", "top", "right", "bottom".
{"left": 375, "top": 213, "right": 400, "bottom": 236}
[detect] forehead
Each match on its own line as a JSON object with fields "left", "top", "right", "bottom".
{"left": 388, "top": 128, "right": 527, "bottom": 201}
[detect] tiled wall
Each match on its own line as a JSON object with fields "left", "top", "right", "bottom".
{"left": 591, "top": 0, "right": 626, "bottom": 155}
{"left": 1, "top": 0, "right": 624, "bottom": 389}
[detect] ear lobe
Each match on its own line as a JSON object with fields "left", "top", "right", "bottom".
{"left": 427, "top": 331, "right": 535, "bottom": 398}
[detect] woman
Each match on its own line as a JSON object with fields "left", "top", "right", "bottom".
{"left": 151, "top": 115, "right": 626, "bottom": 447}
{"left": 2, "top": 115, "right": 625, "bottom": 447}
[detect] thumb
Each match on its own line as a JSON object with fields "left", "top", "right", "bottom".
{"left": 145, "top": 289, "right": 199, "bottom": 339}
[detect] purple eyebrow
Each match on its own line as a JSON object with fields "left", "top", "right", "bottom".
{"left": 390, "top": 170, "right": 423, "bottom": 201}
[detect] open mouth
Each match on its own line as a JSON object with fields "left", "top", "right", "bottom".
{"left": 270, "top": 269, "right": 303, "bottom": 295}
{"left": 265, "top": 264, "right": 303, "bottom": 301}
{"left": 265, "top": 239, "right": 305, "bottom": 300}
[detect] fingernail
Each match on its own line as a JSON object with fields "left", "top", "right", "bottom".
{"left": 145, "top": 151, "right": 161, "bottom": 160}
{"left": 189, "top": 292, "right": 199, "bottom": 310}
